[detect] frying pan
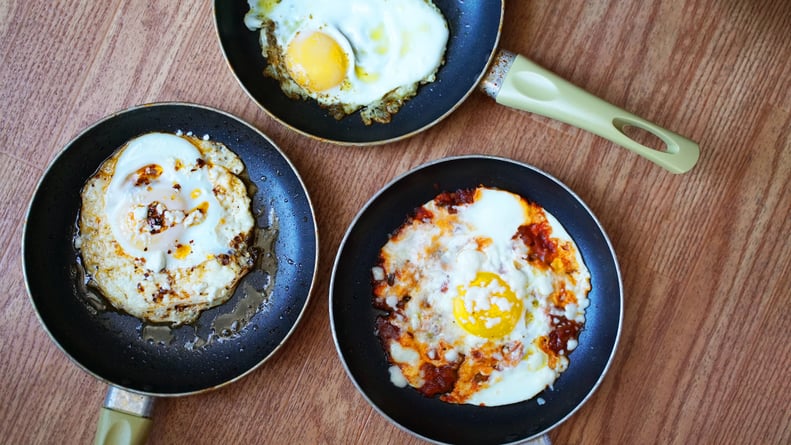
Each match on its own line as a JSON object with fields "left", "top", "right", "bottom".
{"left": 22, "top": 103, "right": 318, "bottom": 444}
{"left": 330, "top": 156, "right": 623, "bottom": 445}
{"left": 215, "top": 1, "right": 699, "bottom": 173}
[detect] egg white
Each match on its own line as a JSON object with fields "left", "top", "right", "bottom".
{"left": 78, "top": 132, "right": 255, "bottom": 325}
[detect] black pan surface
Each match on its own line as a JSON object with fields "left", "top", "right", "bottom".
{"left": 23, "top": 103, "right": 318, "bottom": 395}
{"left": 330, "top": 156, "right": 622, "bottom": 444}
{"left": 214, "top": 0, "right": 503, "bottom": 144}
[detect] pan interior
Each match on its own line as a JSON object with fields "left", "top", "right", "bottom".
{"left": 214, "top": 0, "right": 503, "bottom": 144}
{"left": 331, "top": 157, "right": 622, "bottom": 444}
{"left": 24, "top": 103, "right": 317, "bottom": 395}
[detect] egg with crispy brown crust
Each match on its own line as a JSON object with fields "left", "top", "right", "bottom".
{"left": 77, "top": 132, "right": 255, "bottom": 325}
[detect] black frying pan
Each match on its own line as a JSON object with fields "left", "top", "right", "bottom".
{"left": 214, "top": 1, "right": 698, "bottom": 173}
{"left": 330, "top": 156, "right": 622, "bottom": 444}
{"left": 214, "top": 0, "right": 501, "bottom": 144}
{"left": 23, "top": 103, "right": 318, "bottom": 442}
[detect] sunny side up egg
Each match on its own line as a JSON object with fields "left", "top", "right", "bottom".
{"left": 244, "top": 0, "right": 449, "bottom": 124}
{"left": 372, "top": 187, "right": 592, "bottom": 406}
{"left": 77, "top": 132, "right": 255, "bottom": 325}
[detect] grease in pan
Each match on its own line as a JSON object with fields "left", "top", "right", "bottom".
{"left": 372, "top": 186, "right": 591, "bottom": 407}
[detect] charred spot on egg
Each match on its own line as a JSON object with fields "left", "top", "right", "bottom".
{"left": 244, "top": 0, "right": 449, "bottom": 125}
{"left": 77, "top": 132, "right": 255, "bottom": 326}
{"left": 372, "top": 187, "right": 591, "bottom": 406}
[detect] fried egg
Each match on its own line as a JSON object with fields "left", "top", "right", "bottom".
{"left": 244, "top": 0, "right": 449, "bottom": 124}
{"left": 77, "top": 132, "right": 255, "bottom": 325}
{"left": 372, "top": 187, "right": 591, "bottom": 406}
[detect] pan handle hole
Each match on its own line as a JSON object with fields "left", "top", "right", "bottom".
{"left": 613, "top": 119, "right": 674, "bottom": 153}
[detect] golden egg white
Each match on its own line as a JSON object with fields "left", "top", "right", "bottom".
{"left": 77, "top": 132, "right": 255, "bottom": 325}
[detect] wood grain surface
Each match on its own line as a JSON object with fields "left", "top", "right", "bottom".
{"left": 2, "top": 1, "right": 789, "bottom": 444}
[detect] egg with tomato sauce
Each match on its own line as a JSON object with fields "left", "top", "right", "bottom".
{"left": 372, "top": 187, "right": 590, "bottom": 406}
{"left": 77, "top": 132, "right": 255, "bottom": 325}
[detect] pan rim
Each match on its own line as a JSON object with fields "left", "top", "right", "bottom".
{"left": 212, "top": 0, "right": 505, "bottom": 146}
{"left": 329, "top": 154, "right": 623, "bottom": 444}
{"left": 22, "top": 101, "right": 320, "bottom": 398}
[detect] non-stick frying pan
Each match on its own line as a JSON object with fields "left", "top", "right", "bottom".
{"left": 23, "top": 103, "right": 318, "bottom": 443}
{"left": 215, "top": 1, "right": 699, "bottom": 173}
{"left": 330, "top": 156, "right": 623, "bottom": 445}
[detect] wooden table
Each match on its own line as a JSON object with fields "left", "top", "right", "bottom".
{"left": 2, "top": 1, "right": 789, "bottom": 444}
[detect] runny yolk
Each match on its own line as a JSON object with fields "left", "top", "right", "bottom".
{"left": 454, "top": 272, "right": 523, "bottom": 339}
{"left": 286, "top": 31, "right": 348, "bottom": 92}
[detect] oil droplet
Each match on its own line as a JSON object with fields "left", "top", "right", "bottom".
{"left": 141, "top": 324, "right": 174, "bottom": 345}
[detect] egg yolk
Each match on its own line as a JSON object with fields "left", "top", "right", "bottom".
{"left": 174, "top": 244, "right": 192, "bottom": 260}
{"left": 454, "top": 272, "right": 523, "bottom": 339}
{"left": 286, "top": 31, "right": 348, "bottom": 92}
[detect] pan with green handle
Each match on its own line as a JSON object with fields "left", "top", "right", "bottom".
{"left": 215, "top": 0, "right": 699, "bottom": 173}
{"left": 23, "top": 103, "right": 318, "bottom": 444}
{"left": 330, "top": 156, "right": 623, "bottom": 444}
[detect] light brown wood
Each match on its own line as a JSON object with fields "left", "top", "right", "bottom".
{"left": 2, "top": 1, "right": 789, "bottom": 444}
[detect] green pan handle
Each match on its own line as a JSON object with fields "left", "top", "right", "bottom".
{"left": 94, "top": 387, "right": 155, "bottom": 445}
{"left": 94, "top": 408, "right": 153, "bottom": 445}
{"left": 485, "top": 50, "right": 700, "bottom": 174}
